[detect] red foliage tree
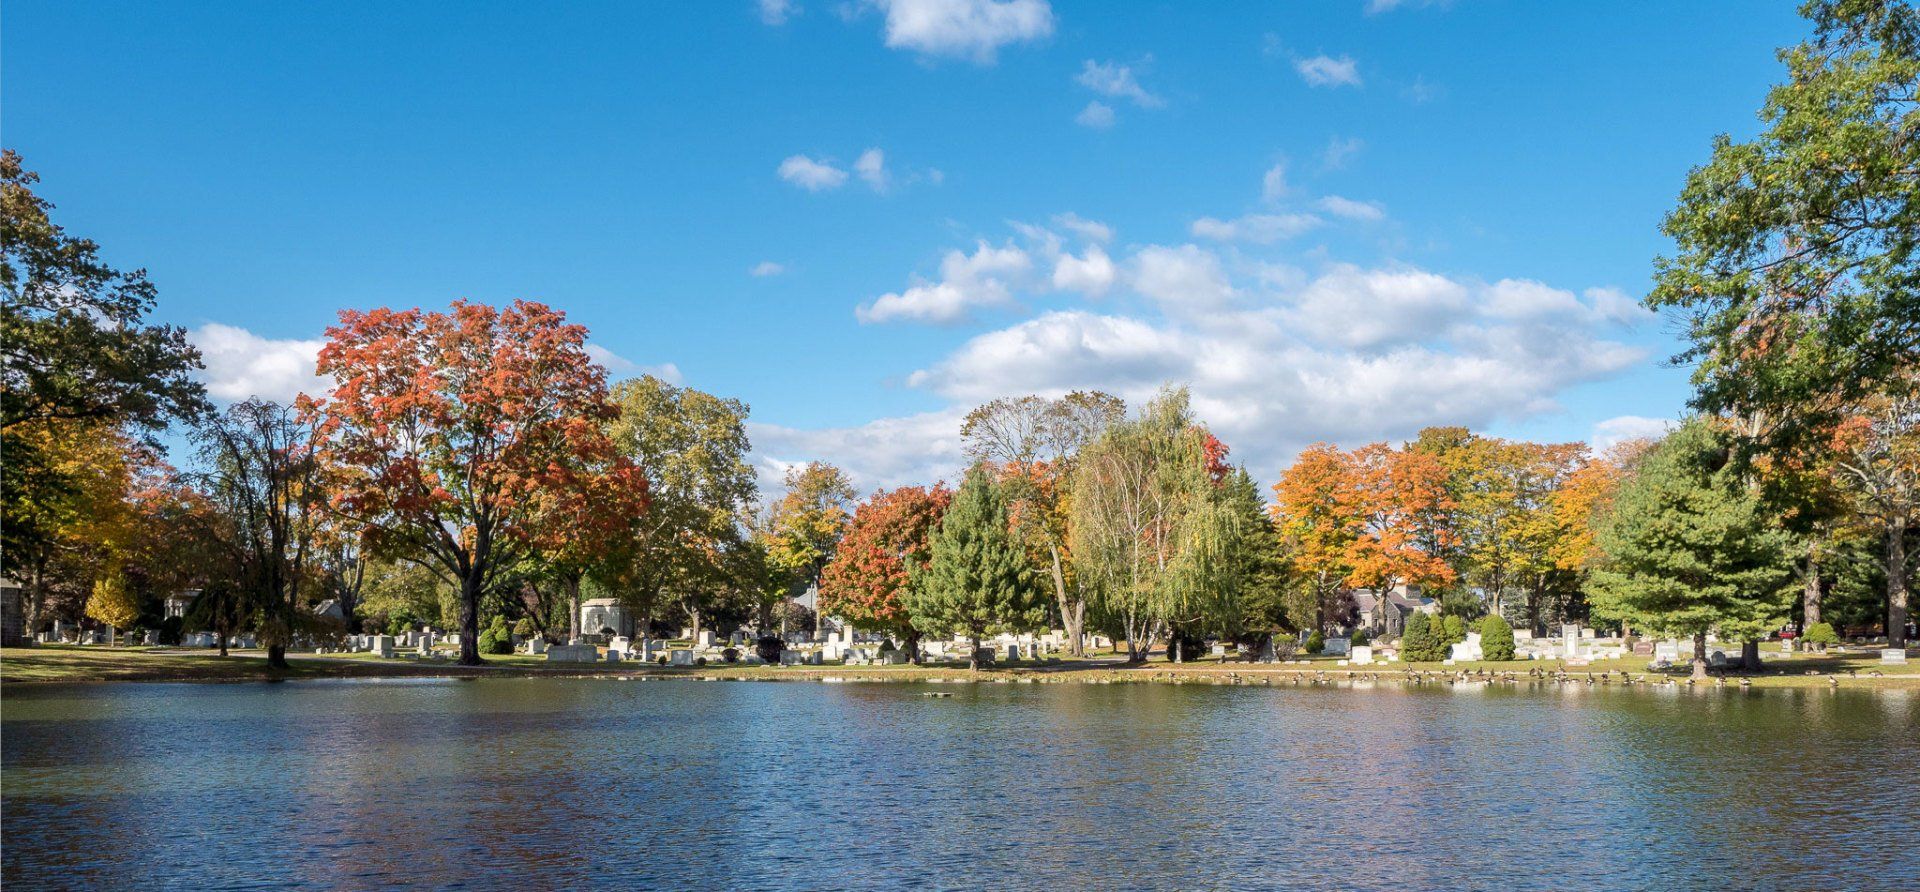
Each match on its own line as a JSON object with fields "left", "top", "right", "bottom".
{"left": 817, "top": 484, "right": 952, "bottom": 660}
{"left": 302, "top": 300, "right": 635, "bottom": 665}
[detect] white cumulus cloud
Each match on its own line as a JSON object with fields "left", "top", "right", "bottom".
{"left": 759, "top": 0, "right": 798, "bottom": 25}
{"left": 1191, "top": 213, "right": 1323, "bottom": 244}
{"left": 1295, "top": 54, "right": 1362, "bottom": 88}
{"left": 870, "top": 0, "right": 1054, "bottom": 64}
{"left": 1076, "top": 59, "right": 1162, "bottom": 107}
{"left": 777, "top": 155, "right": 848, "bottom": 191}
{"left": 1075, "top": 100, "right": 1116, "bottom": 129}
{"left": 1591, "top": 415, "right": 1674, "bottom": 453}
{"left": 858, "top": 241, "right": 1033, "bottom": 324}
{"left": 189, "top": 323, "right": 328, "bottom": 404}
{"left": 1316, "top": 195, "right": 1386, "bottom": 222}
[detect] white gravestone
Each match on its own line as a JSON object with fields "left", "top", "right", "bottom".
{"left": 1882, "top": 649, "right": 1908, "bottom": 665}
{"left": 546, "top": 644, "right": 598, "bottom": 662}
{"left": 372, "top": 635, "right": 395, "bottom": 658}
{"left": 1350, "top": 645, "right": 1374, "bottom": 665}
{"left": 669, "top": 649, "right": 697, "bottom": 666}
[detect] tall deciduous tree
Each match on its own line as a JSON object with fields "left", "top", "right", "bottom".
{"left": 191, "top": 400, "right": 327, "bottom": 669}
{"left": 305, "top": 300, "right": 629, "bottom": 665}
{"left": 909, "top": 469, "right": 1045, "bottom": 669}
{"left": 1069, "top": 388, "right": 1242, "bottom": 661}
{"left": 1272, "top": 443, "right": 1362, "bottom": 633}
{"left": 1587, "top": 420, "right": 1796, "bottom": 677}
{"left": 1344, "top": 443, "right": 1458, "bottom": 596}
{"left": 0, "top": 150, "right": 206, "bottom": 434}
{"left": 1828, "top": 373, "right": 1919, "bottom": 646}
{"left": 599, "top": 375, "right": 749, "bottom": 642}
{"left": 765, "top": 462, "right": 857, "bottom": 628}
{"left": 961, "top": 390, "right": 1123, "bottom": 655}
{"left": 1648, "top": 0, "right": 1918, "bottom": 451}
{"left": 819, "top": 484, "right": 952, "bottom": 661}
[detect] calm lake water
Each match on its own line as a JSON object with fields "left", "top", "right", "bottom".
{"left": 3, "top": 678, "right": 1917, "bottom": 890}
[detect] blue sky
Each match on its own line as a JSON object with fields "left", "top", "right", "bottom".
{"left": 7, "top": 0, "right": 1810, "bottom": 491}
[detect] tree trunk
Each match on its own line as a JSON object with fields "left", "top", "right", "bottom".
{"left": 1047, "top": 545, "right": 1085, "bottom": 657}
{"left": 1802, "top": 544, "right": 1823, "bottom": 629}
{"left": 1691, "top": 632, "right": 1708, "bottom": 680}
{"left": 458, "top": 574, "right": 483, "bottom": 666}
{"left": 1740, "top": 639, "right": 1761, "bottom": 673}
{"left": 218, "top": 631, "right": 230, "bottom": 658}
{"left": 267, "top": 643, "right": 289, "bottom": 670}
{"left": 904, "top": 629, "right": 921, "bottom": 664}
{"left": 566, "top": 575, "right": 582, "bottom": 643}
{"left": 23, "top": 563, "right": 47, "bottom": 638}
{"left": 968, "top": 631, "right": 982, "bottom": 671}
{"left": 1888, "top": 515, "right": 1909, "bottom": 648}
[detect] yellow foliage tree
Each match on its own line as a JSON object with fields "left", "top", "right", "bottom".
{"left": 84, "top": 569, "right": 141, "bottom": 645}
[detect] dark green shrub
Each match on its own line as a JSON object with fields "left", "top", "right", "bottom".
{"left": 695, "top": 656, "right": 708, "bottom": 667}
{"left": 1305, "top": 630, "right": 1325, "bottom": 655}
{"left": 1402, "top": 613, "right": 1437, "bottom": 662}
{"left": 478, "top": 616, "right": 513, "bottom": 655}
{"left": 1350, "top": 628, "right": 1371, "bottom": 646}
{"left": 1478, "top": 614, "right": 1516, "bottom": 661}
{"left": 721, "top": 647, "right": 740, "bottom": 663}
{"left": 1802, "top": 622, "right": 1838, "bottom": 648}
{"left": 755, "top": 635, "right": 784, "bottom": 663}
{"left": 1441, "top": 615, "right": 1467, "bottom": 646}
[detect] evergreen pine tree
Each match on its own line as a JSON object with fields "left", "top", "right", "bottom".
{"left": 1587, "top": 419, "right": 1794, "bottom": 677}
{"left": 909, "top": 468, "right": 1048, "bottom": 670}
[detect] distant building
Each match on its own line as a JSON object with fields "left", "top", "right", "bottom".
{"left": 165, "top": 591, "right": 199, "bottom": 620}
{"left": 1, "top": 576, "right": 25, "bottom": 647}
{"left": 1351, "top": 584, "right": 1439, "bottom": 637}
{"left": 579, "top": 598, "right": 633, "bottom": 639}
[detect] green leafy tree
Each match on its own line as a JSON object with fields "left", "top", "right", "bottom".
{"left": 1478, "top": 614, "right": 1516, "bottom": 661}
{"left": 0, "top": 150, "right": 206, "bottom": 434}
{"left": 600, "top": 375, "right": 754, "bottom": 642}
{"left": 1587, "top": 420, "right": 1796, "bottom": 677}
{"left": 908, "top": 469, "right": 1047, "bottom": 670}
{"left": 764, "top": 461, "right": 857, "bottom": 632}
{"left": 1069, "top": 387, "right": 1247, "bottom": 661}
{"left": 1647, "top": 1, "right": 1919, "bottom": 452}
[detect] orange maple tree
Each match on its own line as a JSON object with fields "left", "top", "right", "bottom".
{"left": 817, "top": 483, "right": 952, "bottom": 660}
{"left": 302, "top": 299, "right": 639, "bottom": 665}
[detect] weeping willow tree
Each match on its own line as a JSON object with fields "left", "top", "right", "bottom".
{"left": 1068, "top": 387, "right": 1252, "bottom": 661}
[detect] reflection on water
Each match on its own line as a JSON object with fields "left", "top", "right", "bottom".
{"left": 3, "top": 679, "right": 1915, "bottom": 890}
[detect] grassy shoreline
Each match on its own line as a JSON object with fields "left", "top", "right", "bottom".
{"left": 4, "top": 644, "right": 1916, "bottom": 690}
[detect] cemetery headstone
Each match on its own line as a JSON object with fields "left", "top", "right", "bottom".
{"left": 546, "top": 644, "right": 598, "bottom": 662}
